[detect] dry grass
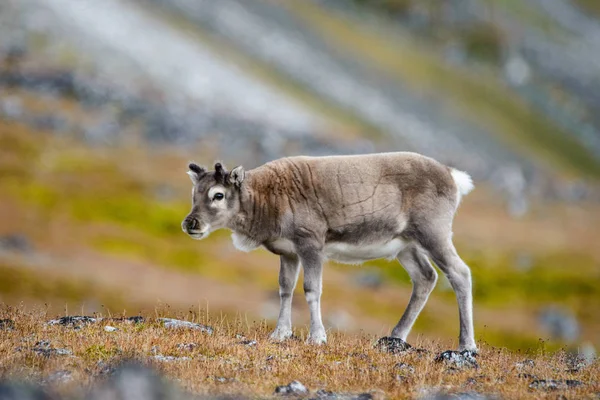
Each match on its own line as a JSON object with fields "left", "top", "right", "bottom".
{"left": 0, "top": 306, "right": 597, "bottom": 399}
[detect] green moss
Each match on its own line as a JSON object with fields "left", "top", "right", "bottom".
{"left": 83, "top": 344, "right": 121, "bottom": 361}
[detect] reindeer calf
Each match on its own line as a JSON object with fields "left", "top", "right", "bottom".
{"left": 182, "top": 152, "right": 476, "bottom": 351}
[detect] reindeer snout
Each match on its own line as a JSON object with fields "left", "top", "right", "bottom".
{"left": 182, "top": 217, "right": 200, "bottom": 233}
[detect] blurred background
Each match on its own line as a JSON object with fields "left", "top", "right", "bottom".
{"left": 0, "top": 0, "right": 599, "bottom": 354}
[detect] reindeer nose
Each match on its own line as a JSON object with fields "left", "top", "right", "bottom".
{"left": 182, "top": 217, "right": 200, "bottom": 232}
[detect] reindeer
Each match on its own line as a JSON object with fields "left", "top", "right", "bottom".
{"left": 182, "top": 153, "right": 476, "bottom": 352}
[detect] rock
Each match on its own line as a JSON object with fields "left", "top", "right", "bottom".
{"left": 529, "top": 379, "right": 584, "bottom": 390}
{"left": 311, "top": 389, "right": 373, "bottom": 399}
{"left": 375, "top": 337, "right": 412, "bottom": 354}
{"left": 33, "top": 341, "right": 72, "bottom": 357}
{"left": 151, "top": 355, "right": 191, "bottom": 362}
{"left": 504, "top": 55, "right": 531, "bottom": 87}
{"left": 104, "top": 326, "right": 118, "bottom": 332}
{"left": 435, "top": 350, "right": 478, "bottom": 369}
{"left": 213, "top": 376, "right": 235, "bottom": 383}
{"left": 112, "top": 316, "right": 145, "bottom": 324}
{"left": 275, "top": 380, "right": 308, "bottom": 395}
{"left": 176, "top": 343, "right": 197, "bottom": 351}
{"left": 0, "top": 96, "right": 23, "bottom": 119}
{"left": 90, "top": 362, "right": 189, "bottom": 400}
{"left": 44, "top": 370, "right": 72, "bottom": 384}
{"left": 47, "top": 316, "right": 98, "bottom": 328}
{"left": 240, "top": 339, "right": 257, "bottom": 347}
{"left": 159, "top": 318, "right": 213, "bottom": 334}
{"left": 421, "top": 391, "right": 493, "bottom": 400}
{"left": 517, "top": 373, "right": 537, "bottom": 380}
{"left": 566, "top": 342, "right": 596, "bottom": 371}
{"left": 0, "top": 234, "right": 32, "bottom": 253}
{"left": 0, "top": 382, "right": 51, "bottom": 400}
{"left": 515, "top": 359, "right": 535, "bottom": 370}
{"left": 0, "top": 319, "right": 15, "bottom": 330}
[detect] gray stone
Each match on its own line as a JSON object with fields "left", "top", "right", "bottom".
{"left": 151, "top": 355, "right": 191, "bottom": 362}
{"left": 47, "top": 316, "right": 98, "bottom": 327}
{"left": 311, "top": 389, "right": 373, "bottom": 400}
{"left": 275, "top": 380, "right": 308, "bottom": 395}
{"left": 0, "top": 234, "right": 32, "bottom": 253}
{"left": 421, "top": 391, "right": 494, "bottom": 400}
{"left": 176, "top": 343, "right": 197, "bottom": 351}
{"left": 159, "top": 318, "right": 213, "bottom": 334}
{"left": 32, "top": 341, "right": 72, "bottom": 357}
{"left": 515, "top": 359, "right": 535, "bottom": 370}
{"left": 435, "top": 350, "right": 478, "bottom": 369}
{"left": 529, "top": 379, "right": 584, "bottom": 390}
{"left": 375, "top": 337, "right": 412, "bottom": 354}
{"left": 44, "top": 370, "right": 72, "bottom": 384}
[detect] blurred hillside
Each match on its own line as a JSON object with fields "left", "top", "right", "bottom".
{"left": 0, "top": 0, "right": 599, "bottom": 358}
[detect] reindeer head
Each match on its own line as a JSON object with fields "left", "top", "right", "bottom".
{"left": 182, "top": 162, "right": 245, "bottom": 240}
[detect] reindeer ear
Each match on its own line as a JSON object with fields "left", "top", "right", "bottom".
{"left": 229, "top": 165, "right": 245, "bottom": 187}
{"left": 188, "top": 163, "right": 206, "bottom": 184}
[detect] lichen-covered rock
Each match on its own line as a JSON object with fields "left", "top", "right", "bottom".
{"left": 435, "top": 350, "right": 478, "bottom": 369}
{"left": 311, "top": 389, "right": 373, "bottom": 400}
{"left": 0, "top": 234, "right": 32, "bottom": 253}
{"left": 159, "top": 318, "right": 213, "bottom": 334}
{"left": 44, "top": 370, "right": 72, "bottom": 384}
{"left": 275, "top": 380, "right": 308, "bottom": 395}
{"left": 529, "top": 379, "right": 584, "bottom": 390}
{"left": 151, "top": 355, "right": 191, "bottom": 362}
{"left": 375, "top": 337, "right": 412, "bottom": 354}
{"left": 514, "top": 359, "right": 535, "bottom": 370}
{"left": 32, "top": 341, "right": 72, "bottom": 357}
{"left": 47, "top": 316, "right": 98, "bottom": 328}
{"left": 176, "top": 343, "right": 197, "bottom": 351}
{"left": 420, "top": 391, "right": 495, "bottom": 400}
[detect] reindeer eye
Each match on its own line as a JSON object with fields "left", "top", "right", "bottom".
{"left": 213, "top": 193, "right": 224, "bottom": 201}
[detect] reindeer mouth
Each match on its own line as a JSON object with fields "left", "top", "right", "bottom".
{"left": 187, "top": 230, "right": 208, "bottom": 240}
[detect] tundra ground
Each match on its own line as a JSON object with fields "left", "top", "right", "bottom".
{"left": 0, "top": 307, "right": 598, "bottom": 399}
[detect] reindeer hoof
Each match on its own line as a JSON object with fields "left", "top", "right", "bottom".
{"left": 307, "top": 332, "right": 327, "bottom": 345}
{"left": 269, "top": 328, "right": 292, "bottom": 342}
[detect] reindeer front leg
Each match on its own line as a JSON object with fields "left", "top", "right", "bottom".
{"left": 270, "top": 254, "right": 300, "bottom": 341}
{"left": 297, "top": 246, "right": 327, "bottom": 344}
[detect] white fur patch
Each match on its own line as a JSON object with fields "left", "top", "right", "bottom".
{"left": 450, "top": 168, "right": 474, "bottom": 203}
{"left": 324, "top": 238, "right": 408, "bottom": 264}
{"left": 231, "top": 232, "right": 261, "bottom": 252}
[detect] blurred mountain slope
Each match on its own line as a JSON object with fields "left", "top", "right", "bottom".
{"left": 2, "top": 0, "right": 600, "bottom": 196}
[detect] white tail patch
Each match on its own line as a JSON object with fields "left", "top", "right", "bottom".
{"left": 450, "top": 168, "right": 474, "bottom": 204}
